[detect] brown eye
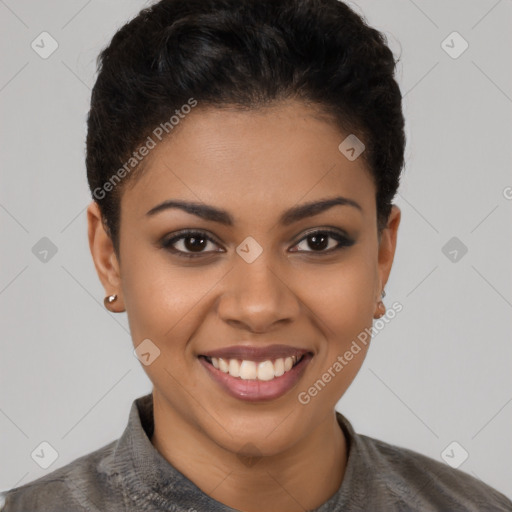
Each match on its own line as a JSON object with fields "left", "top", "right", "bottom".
{"left": 161, "top": 228, "right": 354, "bottom": 259}
{"left": 161, "top": 230, "right": 221, "bottom": 258}
{"left": 291, "top": 229, "right": 354, "bottom": 254}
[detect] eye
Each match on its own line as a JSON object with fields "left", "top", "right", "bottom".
{"left": 161, "top": 228, "right": 354, "bottom": 259}
{"left": 160, "top": 230, "right": 222, "bottom": 258}
{"left": 290, "top": 229, "right": 355, "bottom": 254}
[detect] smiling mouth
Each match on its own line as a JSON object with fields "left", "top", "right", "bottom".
{"left": 200, "top": 354, "right": 306, "bottom": 381}
{"left": 197, "top": 343, "right": 314, "bottom": 402}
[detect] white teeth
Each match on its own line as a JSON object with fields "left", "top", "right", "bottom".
{"left": 239, "top": 360, "right": 257, "bottom": 380}
{"left": 208, "top": 354, "right": 303, "bottom": 380}
{"left": 257, "top": 360, "right": 275, "bottom": 381}
{"left": 228, "top": 358, "right": 240, "bottom": 377}
{"left": 218, "top": 357, "right": 229, "bottom": 373}
{"left": 274, "top": 358, "right": 285, "bottom": 377}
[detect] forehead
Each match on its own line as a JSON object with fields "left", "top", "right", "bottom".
{"left": 121, "top": 101, "right": 376, "bottom": 225}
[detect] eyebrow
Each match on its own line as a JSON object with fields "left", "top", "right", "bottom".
{"left": 146, "top": 196, "right": 362, "bottom": 226}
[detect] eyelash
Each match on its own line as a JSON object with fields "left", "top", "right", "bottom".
{"left": 160, "top": 228, "right": 355, "bottom": 259}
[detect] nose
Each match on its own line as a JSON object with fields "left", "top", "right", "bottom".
{"left": 217, "top": 254, "right": 301, "bottom": 334}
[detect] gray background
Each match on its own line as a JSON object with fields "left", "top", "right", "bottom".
{"left": 1, "top": 0, "right": 511, "bottom": 501}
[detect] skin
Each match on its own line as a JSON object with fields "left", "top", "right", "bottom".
{"left": 87, "top": 99, "right": 400, "bottom": 512}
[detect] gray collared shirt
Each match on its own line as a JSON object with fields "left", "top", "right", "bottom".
{"left": 1, "top": 393, "right": 511, "bottom": 511}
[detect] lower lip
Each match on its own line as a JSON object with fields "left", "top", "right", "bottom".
{"left": 199, "top": 354, "right": 312, "bottom": 402}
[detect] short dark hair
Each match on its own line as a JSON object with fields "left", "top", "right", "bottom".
{"left": 86, "top": 0, "right": 405, "bottom": 255}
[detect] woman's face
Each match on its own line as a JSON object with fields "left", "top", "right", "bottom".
{"left": 89, "top": 99, "right": 400, "bottom": 456}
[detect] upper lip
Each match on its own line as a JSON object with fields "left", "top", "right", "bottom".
{"left": 200, "top": 344, "right": 311, "bottom": 362}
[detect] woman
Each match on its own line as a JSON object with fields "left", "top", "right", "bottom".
{"left": 2, "top": 0, "right": 511, "bottom": 510}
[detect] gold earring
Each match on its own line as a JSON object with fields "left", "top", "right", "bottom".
{"left": 104, "top": 294, "right": 118, "bottom": 310}
{"left": 374, "top": 301, "right": 386, "bottom": 319}
{"left": 374, "top": 290, "right": 386, "bottom": 319}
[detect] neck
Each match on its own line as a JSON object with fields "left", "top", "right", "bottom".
{"left": 150, "top": 394, "right": 347, "bottom": 512}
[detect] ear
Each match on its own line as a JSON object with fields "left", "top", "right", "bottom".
{"left": 376, "top": 204, "right": 401, "bottom": 300}
{"left": 87, "top": 201, "right": 125, "bottom": 312}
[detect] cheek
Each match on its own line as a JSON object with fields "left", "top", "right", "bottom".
{"left": 121, "top": 251, "right": 224, "bottom": 357}
{"left": 297, "top": 254, "right": 377, "bottom": 398}
{"left": 305, "top": 254, "right": 377, "bottom": 335}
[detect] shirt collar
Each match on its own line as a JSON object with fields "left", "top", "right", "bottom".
{"left": 110, "top": 393, "right": 371, "bottom": 511}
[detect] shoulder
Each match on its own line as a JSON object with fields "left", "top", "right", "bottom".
{"left": 356, "top": 432, "right": 512, "bottom": 511}
{"left": 0, "top": 439, "right": 123, "bottom": 512}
